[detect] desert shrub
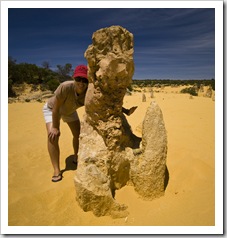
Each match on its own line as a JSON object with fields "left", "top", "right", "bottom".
{"left": 8, "top": 79, "right": 17, "bottom": 97}
{"left": 46, "top": 78, "right": 60, "bottom": 92}
{"left": 40, "top": 84, "right": 48, "bottom": 91}
{"left": 31, "top": 84, "right": 39, "bottom": 92}
{"left": 180, "top": 87, "right": 198, "bottom": 96}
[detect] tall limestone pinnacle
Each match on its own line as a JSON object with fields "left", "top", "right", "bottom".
{"left": 74, "top": 25, "right": 168, "bottom": 218}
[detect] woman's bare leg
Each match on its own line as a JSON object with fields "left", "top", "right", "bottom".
{"left": 46, "top": 122, "right": 61, "bottom": 180}
{"left": 67, "top": 120, "right": 80, "bottom": 163}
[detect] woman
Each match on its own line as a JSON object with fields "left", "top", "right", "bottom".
{"left": 43, "top": 64, "right": 137, "bottom": 182}
{"left": 43, "top": 65, "right": 89, "bottom": 182}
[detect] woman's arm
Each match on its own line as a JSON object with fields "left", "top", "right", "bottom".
{"left": 48, "top": 97, "right": 64, "bottom": 142}
{"left": 122, "top": 107, "right": 129, "bottom": 115}
{"left": 122, "top": 106, "right": 138, "bottom": 116}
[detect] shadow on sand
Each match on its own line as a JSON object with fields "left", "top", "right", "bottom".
{"left": 164, "top": 166, "right": 169, "bottom": 190}
{"left": 61, "top": 155, "right": 77, "bottom": 175}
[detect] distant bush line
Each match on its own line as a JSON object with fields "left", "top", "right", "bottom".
{"left": 8, "top": 57, "right": 215, "bottom": 97}
{"left": 132, "top": 79, "right": 215, "bottom": 90}
{"left": 8, "top": 57, "right": 73, "bottom": 97}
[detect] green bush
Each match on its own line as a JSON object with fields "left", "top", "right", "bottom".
{"left": 8, "top": 79, "right": 17, "bottom": 97}
{"left": 180, "top": 87, "right": 198, "bottom": 96}
{"left": 46, "top": 78, "right": 60, "bottom": 92}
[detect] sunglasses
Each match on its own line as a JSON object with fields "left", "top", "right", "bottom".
{"left": 75, "top": 77, "right": 88, "bottom": 84}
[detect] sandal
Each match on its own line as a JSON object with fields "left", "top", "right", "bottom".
{"left": 52, "top": 173, "right": 62, "bottom": 182}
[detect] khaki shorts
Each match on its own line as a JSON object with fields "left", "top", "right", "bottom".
{"left": 42, "top": 103, "right": 79, "bottom": 123}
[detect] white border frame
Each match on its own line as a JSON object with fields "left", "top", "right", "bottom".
{"left": 1, "top": 0, "right": 223, "bottom": 235}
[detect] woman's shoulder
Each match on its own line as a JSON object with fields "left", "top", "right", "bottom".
{"left": 58, "top": 80, "right": 74, "bottom": 91}
{"left": 54, "top": 80, "right": 74, "bottom": 96}
{"left": 60, "top": 80, "right": 74, "bottom": 87}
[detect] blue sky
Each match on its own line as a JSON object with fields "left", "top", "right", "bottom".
{"left": 8, "top": 8, "right": 215, "bottom": 80}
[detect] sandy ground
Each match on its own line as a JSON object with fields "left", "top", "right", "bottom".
{"left": 8, "top": 86, "right": 215, "bottom": 228}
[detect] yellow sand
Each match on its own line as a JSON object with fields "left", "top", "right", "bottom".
{"left": 8, "top": 86, "right": 215, "bottom": 226}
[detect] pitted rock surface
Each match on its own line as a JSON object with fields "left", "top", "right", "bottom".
{"left": 74, "top": 25, "right": 168, "bottom": 218}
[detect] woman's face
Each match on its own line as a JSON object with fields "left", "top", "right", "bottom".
{"left": 74, "top": 77, "right": 88, "bottom": 94}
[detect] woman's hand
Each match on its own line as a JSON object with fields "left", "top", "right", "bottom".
{"left": 48, "top": 127, "right": 61, "bottom": 142}
{"left": 128, "top": 106, "right": 138, "bottom": 116}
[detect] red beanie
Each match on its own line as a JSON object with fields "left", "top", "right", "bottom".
{"left": 73, "top": 65, "right": 88, "bottom": 79}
